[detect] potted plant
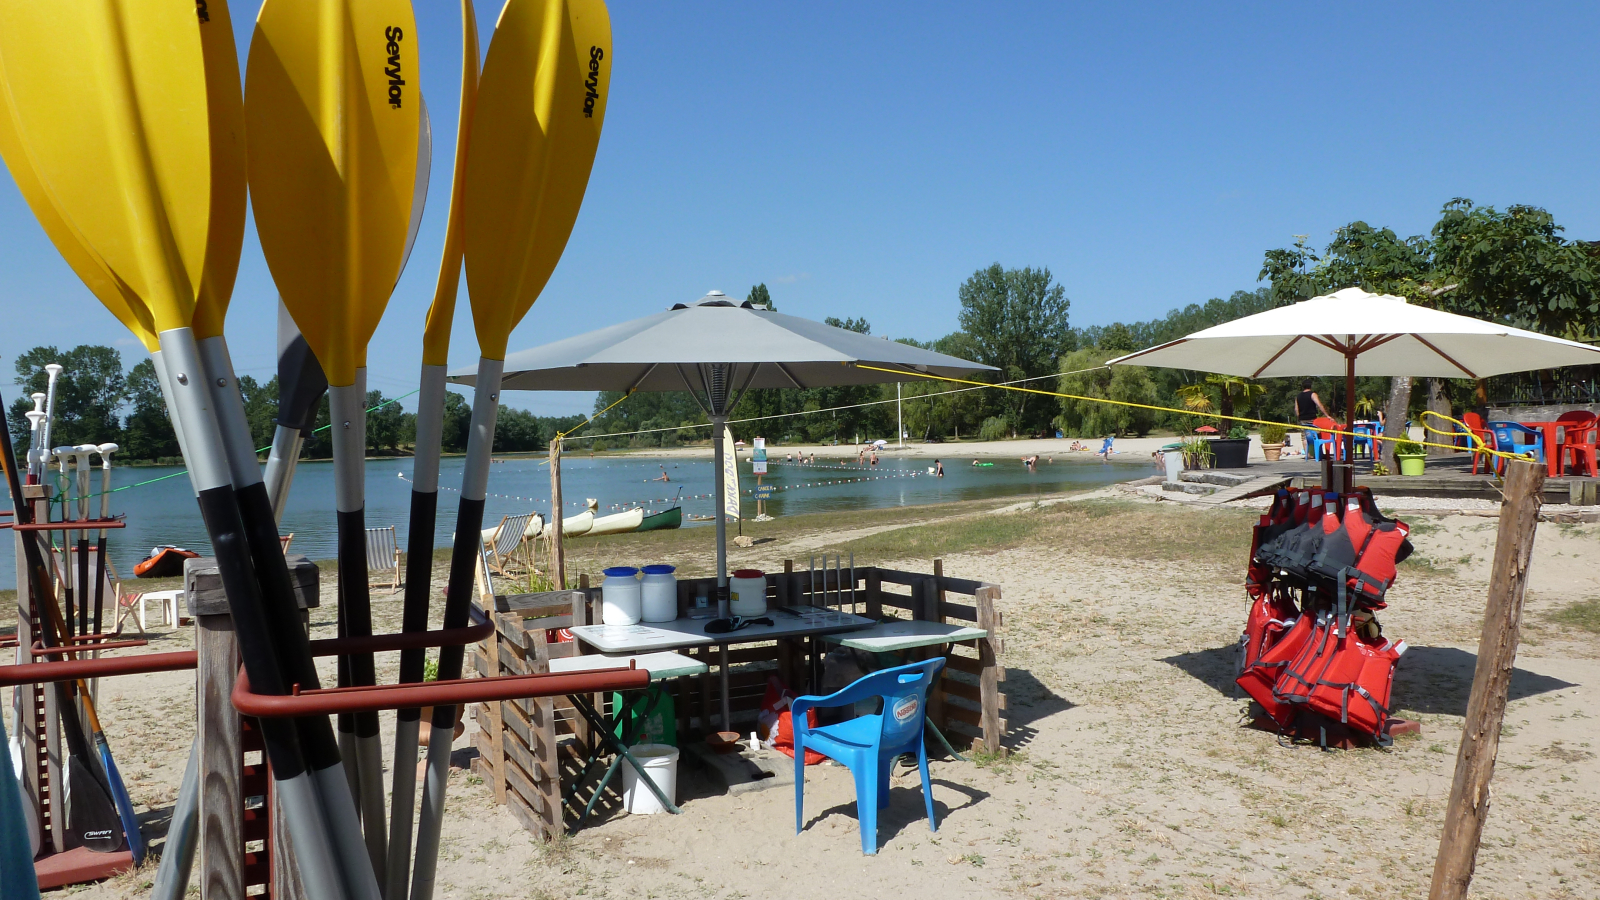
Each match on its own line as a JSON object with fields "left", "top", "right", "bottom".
{"left": 1258, "top": 423, "right": 1288, "bottom": 462}
{"left": 1180, "top": 436, "right": 1214, "bottom": 470}
{"left": 1208, "top": 425, "right": 1252, "bottom": 469}
{"left": 1394, "top": 440, "right": 1427, "bottom": 476}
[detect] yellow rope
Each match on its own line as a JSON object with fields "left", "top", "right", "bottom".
{"left": 853, "top": 364, "right": 1532, "bottom": 463}
{"left": 551, "top": 388, "right": 637, "bottom": 446}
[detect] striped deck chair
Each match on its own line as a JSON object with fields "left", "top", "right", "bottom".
{"left": 366, "top": 525, "right": 402, "bottom": 593}
{"left": 482, "top": 512, "right": 536, "bottom": 578}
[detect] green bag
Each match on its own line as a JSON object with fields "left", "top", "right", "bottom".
{"left": 612, "top": 686, "right": 676, "bottom": 747}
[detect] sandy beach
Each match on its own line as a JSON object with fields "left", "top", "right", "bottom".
{"left": 9, "top": 483, "right": 1598, "bottom": 899}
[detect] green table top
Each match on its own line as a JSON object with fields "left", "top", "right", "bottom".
{"left": 548, "top": 650, "right": 708, "bottom": 682}
{"left": 820, "top": 619, "right": 988, "bottom": 652}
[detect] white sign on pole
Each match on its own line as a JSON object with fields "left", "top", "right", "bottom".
{"left": 722, "top": 427, "right": 741, "bottom": 520}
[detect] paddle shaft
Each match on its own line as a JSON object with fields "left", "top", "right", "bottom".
{"left": 328, "top": 377, "right": 389, "bottom": 876}
{"left": 412, "top": 358, "right": 501, "bottom": 900}
{"left": 164, "top": 333, "right": 357, "bottom": 900}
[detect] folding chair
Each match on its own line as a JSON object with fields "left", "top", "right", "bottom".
{"left": 482, "top": 512, "right": 536, "bottom": 578}
{"left": 280, "top": 532, "right": 294, "bottom": 555}
{"left": 365, "top": 525, "right": 402, "bottom": 593}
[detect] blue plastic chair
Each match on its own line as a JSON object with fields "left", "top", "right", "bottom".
{"left": 791, "top": 658, "right": 945, "bottom": 854}
{"left": 1489, "top": 422, "right": 1545, "bottom": 474}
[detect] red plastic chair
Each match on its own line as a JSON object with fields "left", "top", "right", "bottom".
{"left": 1311, "top": 417, "right": 1343, "bottom": 461}
{"left": 1557, "top": 411, "right": 1598, "bottom": 477}
{"left": 1462, "top": 412, "right": 1497, "bottom": 474}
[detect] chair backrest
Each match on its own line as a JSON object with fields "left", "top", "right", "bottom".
{"left": 1463, "top": 411, "right": 1487, "bottom": 432}
{"left": 1557, "top": 411, "right": 1598, "bottom": 440}
{"left": 365, "top": 526, "right": 398, "bottom": 571}
{"left": 1312, "top": 417, "right": 1338, "bottom": 439}
{"left": 494, "top": 512, "right": 535, "bottom": 556}
{"left": 794, "top": 658, "right": 945, "bottom": 748}
{"left": 1490, "top": 422, "right": 1539, "bottom": 450}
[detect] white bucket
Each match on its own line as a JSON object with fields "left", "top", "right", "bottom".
{"left": 621, "top": 743, "right": 679, "bottom": 815}
{"left": 1163, "top": 448, "right": 1183, "bottom": 484}
{"left": 729, "top": 569, "right": 767, "bottom": 617}
{"left": 640, "top": 564, "right": 678, "bottom": 623}
{"left": 601, "top": 567, "right": 642, "bottom": 625}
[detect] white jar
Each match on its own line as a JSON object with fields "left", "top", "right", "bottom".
{"left": 640, "top": 564, "right": 678, "bottom": 622}
{"left": 729, "top": 569, "right": 767, "bottom": 617}
{"left": 601, "top": 567, "right": 642, "bottom": 625}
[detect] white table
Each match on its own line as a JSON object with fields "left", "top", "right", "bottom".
{"left": 571, "top": 608, "right": 876, "bottom": 730}
{"left": 819, "top": 619, "right": 987, "bottom": 652}
{"left": 548, "top": 650, "right": 707, "bottom": 681}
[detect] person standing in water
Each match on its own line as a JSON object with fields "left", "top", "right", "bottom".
{"left": 935, "top": 459, "right": 944, "bottom": 477}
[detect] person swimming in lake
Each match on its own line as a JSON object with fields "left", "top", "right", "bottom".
{"left": 652, "top": 466, "right": 670, "bottom": 483}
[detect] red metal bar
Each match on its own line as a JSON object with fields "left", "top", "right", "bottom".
{"left": 234, "top": 665, "right": 649, "bottom": 718}
{"left": 0, "top": 650, "right": 198, "bottom": 687}
{"left": 13, "top": 518, "right": 125, "bottom": 532}
{"left": 31, "top": 639, "right": 149, "bottom": 656}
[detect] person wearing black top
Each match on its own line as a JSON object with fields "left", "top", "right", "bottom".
{"left": 1296, "top": 380, "right": 1332, "bottom": 456}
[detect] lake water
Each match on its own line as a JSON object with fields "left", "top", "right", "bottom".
{"left": 2, "top": 452, "right": 1147, "bottom": 586}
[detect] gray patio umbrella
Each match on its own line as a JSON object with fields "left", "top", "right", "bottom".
{"left": 449, "top": 291, "right": 994, "bottom": 725}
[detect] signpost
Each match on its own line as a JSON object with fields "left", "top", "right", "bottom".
{"left": 752, "top": 438, "right": 769, "bottom": 518}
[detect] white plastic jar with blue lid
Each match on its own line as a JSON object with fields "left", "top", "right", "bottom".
{"left": 640, "top": 564, "right": 678, "bottom": 622}
{"left": 601, "top": 566, "right": 642, "bottom": 625}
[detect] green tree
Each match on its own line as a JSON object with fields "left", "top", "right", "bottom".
{"left": 747, "top": 283, "right": 773, "bottom": 310}
{"left": 1054, "top": 349, "right": 1157, "bottom": 437}
{"left": 957, "top": 264, "right": 1072, "bottom": 435}
{"left": 439, "top": 390, "right": 472, "bottom": 453}
{"left": 8, "top": 344, "right": 127, "bottom": 452}
{"left": 366, "top": 389, "right": 411, "bottom": 453}
{"left": 240, "top": 376, "right": 279, "bottom": 455}
{"left": 122, "top": 358, "right": 180, "bottom": 462}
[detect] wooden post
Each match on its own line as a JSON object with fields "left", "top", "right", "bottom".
{"left": 974, "top": 585, "right": 1005, "bottom": 755}
{"left": 931, "top": 559, "right": 947, "bottom": 624}
{"left": 1429, "top": 459, "right": 1545, "bottom": 900}
{"left": 549, "top": 439, "right": 565, "bottom": 590}
{"left": 195, "top": 613, "right": 244, "bottom": 900}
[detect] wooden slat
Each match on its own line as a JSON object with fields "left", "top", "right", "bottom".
{"left": 943, "top": 654, "right": 983, "bottom": 676}
{"left": 495, "top": 589, "right": 586, "bottom": 615}
{"left": 196, "top": 614, "right": 243, "bottom": 900}
{"left": 976, "top": 585, "right": 1003, "bottom": 754}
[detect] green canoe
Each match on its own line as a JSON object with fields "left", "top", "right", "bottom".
{"left": 637, "top": 506, "right": 682, "bottom": 532}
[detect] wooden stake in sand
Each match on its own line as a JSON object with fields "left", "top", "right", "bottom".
{"left": 1429, "top": 458, "right": 1544, "bottom": 900}
{"left": 549, "top": 437, "right": 565, "bottom": 590}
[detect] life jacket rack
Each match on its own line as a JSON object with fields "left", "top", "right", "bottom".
{"left": 1235, "top": 485, "right": 1416, "bottom": 748}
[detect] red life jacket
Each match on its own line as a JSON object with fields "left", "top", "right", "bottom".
{"left": 1236, "top": 612, "right": 1312, "bottom": 726}
{"left": 1236, "top": 585, "right": 1299, "bottom": 676}
{"left": 1304, "top": 635, "right": 1406, "bottom": 739}
{"left": 1308, "top": 497, "right": 1412, "bottom": 607}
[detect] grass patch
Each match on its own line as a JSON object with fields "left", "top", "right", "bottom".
{"left": 1549, "top": 599, "right": 1600, "bottom": 634}
{"left": 837, "top": 499, "right": 1256, "bottom": 567}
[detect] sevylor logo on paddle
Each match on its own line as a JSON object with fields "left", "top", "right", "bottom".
{"left": 385, "top": 26, "right": 406, "bottom": 109}
{"left": 583, "top": 46, "right": 604, "bottom": 117}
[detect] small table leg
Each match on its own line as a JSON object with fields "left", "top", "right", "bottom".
{"left": 565, "top": 692, "right": 681, "bottom": 830}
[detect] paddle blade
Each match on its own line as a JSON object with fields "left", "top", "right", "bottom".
{"left": 98, "top": 737, "right": 146, "bottom": 864}
{"left": 64, "top": 737, "right": 123, "bottom": 854}
{"left": 245, "top": 0, "right": 423, "bottom": 386}
{"left": 464, "top": 0, "right": 611, "bottom": 360}
{"left": 192, "top": 0, "right": 249, "bottom": 341}
{"left": 0, "top": 2, "right": 211, "bottom": 332}
{"left": 422, "top": 0, "right": 481, "bottom": 367}
{"left": 0, "top": 20, "right": 157, "bottom": 351}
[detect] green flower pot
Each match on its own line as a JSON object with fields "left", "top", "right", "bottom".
{"left": 1396, "top": 453, "right": 1426, "bottom": 476}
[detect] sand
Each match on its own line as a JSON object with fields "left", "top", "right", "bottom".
{"left": 11, "top": 487, "right": 1600, "bottom": 899}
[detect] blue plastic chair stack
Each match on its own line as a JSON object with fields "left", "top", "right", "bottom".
{"left": 1489, "top": 422, "right": 1544, "bottom": 474}
{"left": 791, "top": 658, "right": 945, "bottom": 854}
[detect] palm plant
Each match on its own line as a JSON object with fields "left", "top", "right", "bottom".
{"left": 1174, "top": 373, "right": 1265, "bottom": 420}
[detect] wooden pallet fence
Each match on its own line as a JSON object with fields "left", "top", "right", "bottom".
{"left": 468, "top": 589, "right": 615, "bottom": 840}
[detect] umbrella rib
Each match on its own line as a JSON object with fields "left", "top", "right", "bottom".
{"left": 1411, "top": 335, "right": 1479, "bottom": 379}
{"left": 727, "top": 363, "right": 761, "bottom": 411}
{"left": 773, "top": 362, "right": 804, "bottom": 390}
{"left": 676, "top": 364, "right": 712, "bottom": 418}
{"left": 623, "top": 363, "right": 659, "bottom": 394}
{"left": 1307, "top": 334, "right": 1345, "bottom": 353}
{"left": 1250, "top": 336, "right": 1303, "bottom": 378}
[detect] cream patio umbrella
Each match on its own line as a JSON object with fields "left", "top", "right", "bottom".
{"left": 1107, "top": 287, "right": 1600, "bottom": 459}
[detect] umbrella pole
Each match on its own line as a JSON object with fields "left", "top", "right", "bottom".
{"left": 1346, "top": 353, "right": 1357, "bottom": 470}
{"left": 711, "top": 414, "right": 732, "bottom": 730}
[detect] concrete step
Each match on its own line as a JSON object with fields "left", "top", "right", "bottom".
{"left": 1179, "top": 469, "right": 1254, "bottom": 487}
{"left": 1194, "top": 474, "right": 1293, "bottom": 505}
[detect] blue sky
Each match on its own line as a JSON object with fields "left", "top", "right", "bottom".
{"left": 3, "top": 2, "right": 1597, "bottom": 416}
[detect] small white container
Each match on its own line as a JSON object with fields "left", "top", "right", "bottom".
{"left": 601, "top": 567, "right": 642, "bottom": 625}
{"left": 640, "top": 564, "right": 678, "bottom": 622}
{"left": 621, "top": 743, "right": 679, "bottom": 815}
{"left": 729, "top": 569, "right": 767, "bottom": 617}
